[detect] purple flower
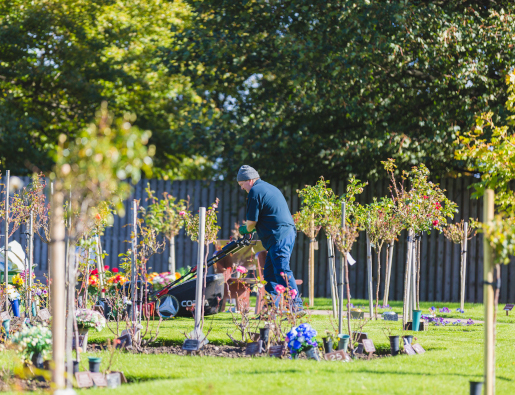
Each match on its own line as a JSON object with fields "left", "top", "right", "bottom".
{"left": 456, "top": 308, "right": 464, "bottom": 313}
{"left": 439, "top": 307, "right": 450, "bottom": 313}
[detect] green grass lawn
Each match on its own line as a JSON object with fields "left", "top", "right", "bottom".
{"left": 2, "top": 299, "right": 515, "bottom": 394}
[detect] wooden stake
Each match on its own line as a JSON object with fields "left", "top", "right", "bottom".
{"left": 461, "top": 222, "right": 468, "bottom": 312}
{"left": 365, "top": 229, "right": 373, "bottom": 318}
{"left": 131, "top": 200, "right": 138, "bottom": 323}
{"left": 309, "top": 214, "right": 315, "bottom": 307}
{"left": 28, "top": 211, "right": 34, "bottom": 317}
{"left": 483, "top": 189, "right": 495, "bottom": 395}
{"left": 194, "top": 207, "right": 206, "bottom": 338}
{"left": 169, "top": 235, "right": 176, "bottom": 273}
{"left": 403, "top": 230, "right": 413, "bottom": 326}
{"left": 4, "top": 170, "right": 9, "bottom": 311}
{"left": 327, "top": 235, "right": 337, "bottom": 319}
{"left": 411, "top": 233, "right": 417, "bottom": 315}
{"left": 50, "top": 185, "right": 66, "bottom": 389}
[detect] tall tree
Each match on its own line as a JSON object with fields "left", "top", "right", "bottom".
{"left": 0, "top": 0, "right": 211, "bottom": 177}
{"left": 166, "top": 0, "right": 515, "bottom": 181}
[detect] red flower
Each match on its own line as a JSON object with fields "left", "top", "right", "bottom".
{"left": 90, "top": 269, "right": 98, "bottom": 275}
{"left": 432, "top": 220, "right": 439, "bottom": 226}
{"left": 112, "top": 268, "right": 119, "bottom": 273}
{"left": 104, "top": 265, "right": 110, "bottom": 271}
{"left": 101, "top": 289, "right": 106, "bottom": 293}
{"left": 435, "top": 202, "right": 442, "bottom": 210}
{"left": 96, "top": 213, "right": 102, "bottom": 220}
{"left": 423, "top": 195, "right": 428, "bottom": 199}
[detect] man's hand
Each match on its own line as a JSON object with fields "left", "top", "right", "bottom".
{"left": 239, "top": 221, "right": 257, "bottom": 235}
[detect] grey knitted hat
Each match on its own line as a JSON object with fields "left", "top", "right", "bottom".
{"left": 237, "top": 165, "right": 260, "bottom": 182}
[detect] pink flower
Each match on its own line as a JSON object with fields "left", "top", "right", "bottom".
{"left": 280, "top": 272, "right": 285, "bottom": 276}
{"left": 236, "top": 266, "right": 247, "bottom": 274}
{"left": 423, "top": 195, "right": 428, "bottom": 199}
{"left": 433, "top": 220, "right": 439, "bottom": 226}
{"left": 179, "top": 211, "right": 186, "bottom": 216}
{"left": 275, "top": 284, "right": 286, "bottom": 293}
{"left": 289, "top": 289, "right": 297, "bottom": 298}
{"left": 435, "top": 202, "right": 442, "bottom": 210}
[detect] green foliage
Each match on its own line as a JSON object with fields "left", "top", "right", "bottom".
{"left": 51, "top": 103, "right": 154, "bottom": 236}
{"left": 384, "top": 160, "right": 457, "bottom": 234}
{"left": 140, "top": 183, "right": 189, "bottom": 241}
{"left": 168, "top": 1, "right": 515, "bottom": 182}
{"left": 184, "top": 199, "right": 220, "bottom": 246}
{"left": 0, "top": 0, "right": 206, "bottom": 178}
{"left": 456, "top": 75, "right": 515, "bottom": 265}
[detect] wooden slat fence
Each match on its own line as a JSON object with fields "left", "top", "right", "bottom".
{"left": 3, "top": 176, "right": 513, "bottom": 303}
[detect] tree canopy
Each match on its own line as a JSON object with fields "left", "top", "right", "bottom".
{"left": 166, "top": 0, "right": 515, "bottom": 181}
{"left": 0, "top": 0, "right": 213, "bottom": 178}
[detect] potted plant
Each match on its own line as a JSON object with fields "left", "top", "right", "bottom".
{"left": 11, "top": 325, "right": 52, "bottom": 368}
{"left": 75, "top": 308, "right": 106, "bottom": 352}
{"left": 286, "top": 323, "right": 319, "bottom": 360}
{"left": 7, "top": 284, "right": 21, "bottom": 317}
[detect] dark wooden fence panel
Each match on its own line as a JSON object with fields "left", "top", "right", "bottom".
{"left": 3, "top": 175, "right": 515, "bottom": 303}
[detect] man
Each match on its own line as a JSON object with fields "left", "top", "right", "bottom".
{"left": 237, "top": 165, "right": 302, "bottom": 308}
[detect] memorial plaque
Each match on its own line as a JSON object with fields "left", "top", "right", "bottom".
{"left": 504, "top": 304, "right": 514, "bottom": 316}
{"left": 412, "top": 344, "right": 425, "bottom": 354}
{"left": 75, "top": 372, "right": 93, "bottom": 388}
{"left": 182, "top": 339, "right": 200, "bottom": 351}
{"left": 106, "top": 373, "right": 121, "bottom": 389}
{"left": 0, "top": 311, "right": 10, "bottom": 321}
{"left": 362, "top": 339, "right": 376, "bottom": 353}
{"left": 383, "top": 312, "right": 399, "bottom": 321}
{"left": 246, "top": 340, "right": 263, "bottom": 356}
{"left": 353, "top": 332, "right": 368, "bottom": 343}
{"left": 110, "top": 371, "right": 127, "bottom": 383}
{"left": 115, "top": 334, "right": 132, "bottom": 349}
{"left": 324, "top": 350, "right": 351, "bottom": 362}
{"left": 354, "top": 343, "right": 364, "bottom": 354}
{"left": 404, "top": 343, "right": 416, "bottom": 356}
{"left": 90, "top": 372, "right": 107, "bottom": 387}
{"left": 269, "top": 345, "right": 285, "bottom": 358}
{"left": 37, "top": 308, "right": 50, "bottom": 321}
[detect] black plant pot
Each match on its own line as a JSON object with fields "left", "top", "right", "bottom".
{"left": 322, "top": 337, "right": 333, "bottom": 354}
{"left": 259, "top": 327, "right": 270, "bottom": 345}
{"left": 403, "top": 335, "right": 414, "bottom": 345}
{"left": 31, "top": 352, "right": 44, "bottom": 369}
{"left": 389, "top": 336, "right": 400, "bottom": 356}
{"left": 73, "top": 360, "right": 80, "bottom": 374}
{"left": 469, "top": 381, "right": 483, "bottom": 395}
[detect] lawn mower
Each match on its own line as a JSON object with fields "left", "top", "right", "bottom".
{"left": 151, "top": 233, "right": 255, "bottom": 318}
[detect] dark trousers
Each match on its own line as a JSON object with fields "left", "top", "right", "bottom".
{"left": 263, "top": 228, "right": 301, "bottom": 306}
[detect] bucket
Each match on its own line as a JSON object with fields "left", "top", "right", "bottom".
{"left": 412, "top": 310, "right": 422, "bottom": 331}
{"left": 469, "top": 381, "right": 483, "bottom": 395}
{"left": 88, "top": 357, "right": 102, "bottom": 373}
{"left": 337, "top": 334, "right": 350, "bottom": 352}
{"left": 389, "top": 336, "right": 400, "bottom": 356}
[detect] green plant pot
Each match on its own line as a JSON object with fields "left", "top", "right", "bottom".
{"left": 412, "top": 310, "right": 422, "bottom": 331}
{"left": 337, "top": 334, "right": 350, "bottom": 352}
{"left": 2, "top": 319, "right": 10, "bottom": 339}
{"left": 88, "top": 356, "right": 102, "bottom": 373}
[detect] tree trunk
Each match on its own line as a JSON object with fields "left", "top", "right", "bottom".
{"left": 375, "top": 245, "right": 382, "bottom": 320}
{"left": 403, "top": 230, "right": 413, "bottom": 326}
{"left": 383, "top": 240, "right": 394, "bottom": 307}
{"left": 460, "top": 222, "right": 468, "bottom": 311}
{"left": 344, "top": 254, "right": 352, "bottom": 350}
{"left": 328, "top": 236, "right": 338, "bottom": 318}
{"left": 416, "top": 237, "right": 421, "bottom": 310}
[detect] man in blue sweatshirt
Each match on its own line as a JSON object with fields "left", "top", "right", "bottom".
{"left": 237, "top": 165, "right": 302, "bottom": 308}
